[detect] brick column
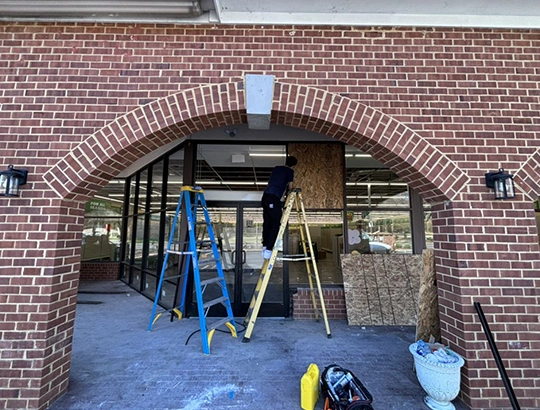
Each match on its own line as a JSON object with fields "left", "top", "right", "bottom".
{"left": 432, "top": 200, "right": 540, "bottom": 409}
{"left": 0, "top": 198, "right": 84, "bottom": 410}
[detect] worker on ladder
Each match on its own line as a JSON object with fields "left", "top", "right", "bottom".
{"left": 261, "top": 155, "right": 298, "bottom": 259}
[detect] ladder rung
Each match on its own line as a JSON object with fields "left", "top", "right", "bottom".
{"left": 167, "top": 250, "right": 193, "bottom": 255}
{"left": 203, "top": 296, "right": 228, "bottom": 309}
{"left": 279, "top": 256, "right": 312, "bottom": 261}
{"left": 200, "top": 276, "right": 223, "bottom": 287}
{"left": 208, "top": 317, "right": 234, "bottom": 331}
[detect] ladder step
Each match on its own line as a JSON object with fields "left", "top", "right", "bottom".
{"left": 167, "top": 250, "right": 193, "bottom": 255}
{"left": 196, "top": 240, "right": 214, "bottom": 245}
{"left": 279, "top": 256, "right": 311, "bottom": 261}
{"left": 203, "top": 296, "right": 228, "bottom": 309}
{"left": 208, "top": 316, "right": 234, "bottom": 331}
{"left": 200, "top": 276, "right": 224, "bottom": 287}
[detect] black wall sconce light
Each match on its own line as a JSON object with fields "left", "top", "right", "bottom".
{"left": 0, "top": 165, "right": 28, "bottom": 197}
{"left": 485, "top": 168, "right": 515, "bottom": 200}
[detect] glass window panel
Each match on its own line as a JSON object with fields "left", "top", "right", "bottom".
{"left": 82, "top": 184, "right": 124, "bottom": 261}
{"left": 167, "top": 149, "right": 184, "bottom": 208}
{"left": 133, "top": 215, "right": 145, "bottom": 267}
{"left": 289, "top": 210, "right": 343, "bottom": 285}
{"left": 241, "top": 207, "right": 275, "bottom": 303}
{"left": 423, "top": 198, "right": 433, "bottom": 250}
{"left": 132, "top": 268, "right": 142, "bottom": 291}
{"left": 424, "top": 211, "right": 433, "bottom": 250}
{"left": 124, "top": 216, "right": 135, "bottom": 264}
{"left": 146, "top": 213, "right": 162, "bottom": 275}
{"left": 159, "top": 280, "right": 180, "bottom": 310}
{"left": 139, "top": 169, "right": 149, "bottom": 213}
{"left": 195, "top": 144, "right": 284, "bottom": 192}
{"left": 119, "top": 263, "right": 128, "bottom": 282}
{"left": 128, "top": 177, "right": 137, "bottom": 215}
{"left": 348, "top": 210, "right": 412, "bottom": 254}
{"left": 163, "top": 209, "right": 179, "bottom": 278}
{"left": 91, "top": 179, "right": 126, "bottom": 211}
{"left": 142, "top": 273, "right": 157, "bottom": 299}
{"left": 150, "top": 160, "right": 165, "bottom": 212}
{"left": 346, "top": 146, "right": 409, "bottom": 208}
{"left": 81, "top": 217, "right": 121, "bottom": 261}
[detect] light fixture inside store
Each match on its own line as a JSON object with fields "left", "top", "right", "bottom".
{"left": 197, "top": 181, "right": 265, "bottom": 186}
{"left": 0, "top": 165, "right": 28, "bottom": 197}
{"left": 346, "top": 182, "right": 408, "bottom": 186}
{"left": 485, "top": 168, "right": 515, "bottom": 200}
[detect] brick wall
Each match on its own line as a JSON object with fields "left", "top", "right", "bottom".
{"left": 80, "top": 262, "right": 119, "bottom": 281}
{"left": 1, "top": 22, "right": 540, "bottom": 409}
{"left": 292, "top": 287, "right": 347, "bottom": 320}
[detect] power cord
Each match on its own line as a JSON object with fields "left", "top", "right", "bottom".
{"left": 185, "top": 321, "right": 246, "bottom": 346}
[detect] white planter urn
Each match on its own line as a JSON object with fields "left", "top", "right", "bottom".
{"left": 409, "top": 343, "right": 465, "bottom": 410}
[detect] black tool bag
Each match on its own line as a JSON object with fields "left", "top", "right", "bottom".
{"left": 320, "top": 364, "right": 374, "bottom": 410}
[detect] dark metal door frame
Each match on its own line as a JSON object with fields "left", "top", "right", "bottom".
{"left": 207, "top": 199, "right": 288, "bottom": 318}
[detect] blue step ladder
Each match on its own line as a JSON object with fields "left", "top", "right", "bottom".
{"left": 147, "top": 186, "right": 237, "bottom": 355}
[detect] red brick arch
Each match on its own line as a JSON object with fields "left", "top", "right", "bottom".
{"left": 516, "top": 153, "right": 540, "bottom": 201}
{"left": 43, "top": 81, "right": 469, "bottom": 202}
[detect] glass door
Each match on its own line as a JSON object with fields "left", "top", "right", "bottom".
{"left": 190, "top": 201, "right": 288, "bottom": 317}
{"left": 237, "top": 204, "right": 287, "bottom": 317}
{"left": 188, "top": 205, "right": 237, "bottom": 317}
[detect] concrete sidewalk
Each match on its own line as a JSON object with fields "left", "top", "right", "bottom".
{"left": 47, "top": 281, "right": 469, "bottom": 410}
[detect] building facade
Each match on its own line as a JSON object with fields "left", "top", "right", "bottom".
{"left": 1, "top": 20, "right": 540, "bottom": 410}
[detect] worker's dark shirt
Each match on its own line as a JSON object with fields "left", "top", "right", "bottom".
{"left": 263, "top": 165, "right": 294, "bottom": 198}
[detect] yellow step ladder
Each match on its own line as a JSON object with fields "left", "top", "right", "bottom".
{"left": 242, "top": 188, "right": 332, "bottom": 342}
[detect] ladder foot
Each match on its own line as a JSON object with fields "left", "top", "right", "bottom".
{"left": 327, "top": 334, "right": 332, "bottom": 339}
{"left": 225, "top": 322, "right": 238, "bottom": 338}
{"left": 241, "top": 336, "right": 251, "bottom": 343}
{"left": 171, "top": 308, "right": 182, "bottom": 321}
{"left": 149, "top": 312, "right": 163, "bottom": 331}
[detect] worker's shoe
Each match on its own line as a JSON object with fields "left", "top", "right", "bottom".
{"left": 262, "top": 249, "right": 273, "bottom": 259}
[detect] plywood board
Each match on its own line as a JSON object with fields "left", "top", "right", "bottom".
{"left": 341, "top": 253, "right": 426, "bottom": 326}
{"left": 415, "top": 249, "right": 441, "bottom": 342}
{"left": 288, "top": 143, "right": 344, "bottom": 209}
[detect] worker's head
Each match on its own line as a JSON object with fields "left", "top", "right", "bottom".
{"left": 285, "top": 156, "right": 298, "bottom": 167}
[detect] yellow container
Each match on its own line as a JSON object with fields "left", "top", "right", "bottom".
{"left": 301, "top": 363, "right": 320, "bottom": 410}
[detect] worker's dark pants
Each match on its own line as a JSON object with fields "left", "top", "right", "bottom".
{"left": 261, "top": 193, "right": 282, "bottom": 250}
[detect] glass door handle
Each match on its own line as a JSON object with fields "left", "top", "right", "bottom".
{"left": 241, "top": 250, "right": 246, "bottom": 264}
{"left": 232, "top": 250, "right": 236, "bottom": 264}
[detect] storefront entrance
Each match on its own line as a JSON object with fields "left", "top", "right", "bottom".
{"left": 188, "top": 200, "right": 288, "bottom": 318}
